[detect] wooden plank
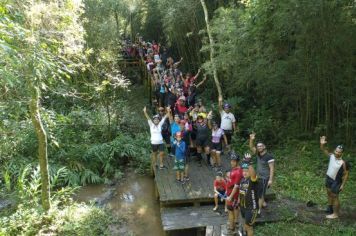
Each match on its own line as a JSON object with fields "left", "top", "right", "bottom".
{"left": 162, "top": 202, "right": 296, "bottom": 232}
{"left": 220, "top": 225, "right": 227, "bottom": 236}
{"left": 205, "top": 225, "right": 214, "bottom": 236}
{"left": 212, "top": 225, "right": 221, "bottom": 236}
{"left": 161, "top": 206, "right": 226, "bottom": 231}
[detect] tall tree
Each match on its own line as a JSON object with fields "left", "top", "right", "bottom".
{"left": 0, "top": 0, "right": 85, "bottom": 210}
{"left": 200, "top": 0, "right": 222, "bottom": 98}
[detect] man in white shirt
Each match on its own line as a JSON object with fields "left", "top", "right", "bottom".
{"left": 320, "top": 136, "right": 350, "bottom": 219}
{"left": 143, "top": 106, "right": 168, "bottom": 170}
{"left": 218, "top": 96, "right": 238, "bottom": 151}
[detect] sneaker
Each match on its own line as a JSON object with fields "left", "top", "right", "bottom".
{"left": 325, "top": 205, "right": 333, "bottom": 214}
{"left": 213, "top": 206, "right": 218, "bottom": 211}
{"left": 169, "top": 153, "right": 174, "bottom": 157}
{"left": 326, "top": 214, "right": 339, "bottom": 219}
{"left": 184, "top": 176, "right": 190, "bottom": 181}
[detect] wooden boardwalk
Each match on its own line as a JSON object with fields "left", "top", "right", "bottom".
{"left": 161, "top": 201, "right": 292, "bottom": 233}
{"left": 154, "top": 154, "right": 231, "bottom": 206}
{"left": 154, "top": 154, "right": 275, "bottom": 206}
{"left": 154, "top": 153, "right": 278, "bottom": 235}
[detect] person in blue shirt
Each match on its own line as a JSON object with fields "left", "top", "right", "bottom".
{"left": 172, "top": 131, "right": 186, "bottom": 183}
{"left": 167, "top": 107, "right": 181, "bottom": 157}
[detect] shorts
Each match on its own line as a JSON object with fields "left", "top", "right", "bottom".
{"left": 240, "top": 208, "right": 258, "bottom": 226}
{"left": 226, "top": 197, "right": 239, "bottom": 211}
{"left": 211, "top": 142, "right": 222, "bottom": 152}
{"left": 190, "top": 131, "right": 197, "bottom": 141}
{"left": 257, "top": 178, "right": 268, "bottom": 199}
{"left": 223, "top": 130, "right": 233, "bottom": 145}
{"left": 162, "top": 133, "right": 170, "bottom": 145}
{"left": 196, "top": 137, "right": 210, "bottom": 147}
{"left": 173, "top": 159, "right": 185, "bottom": 171}
{"left": 151, "top": 144, "right": 165, "bottom": 152}
{"left": 216, "top": 190, "right": 226, "bottom": 200}
{"left": 325, "top": 176, "right": 342, "bottom": 194}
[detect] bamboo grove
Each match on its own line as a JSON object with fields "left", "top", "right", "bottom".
{"left": 132, "top": 0, "right": 355, "bottom": 146}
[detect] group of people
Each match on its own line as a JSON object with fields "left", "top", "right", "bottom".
{"left": 138, "top": 38, "right": 350, "bottom": 236}
{"left": 211, "top": 137, "right": 274, "bottom": 235}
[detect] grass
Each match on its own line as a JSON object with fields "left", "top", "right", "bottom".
{"left": 256, "top": 221, "right": 356, "bottom": 236}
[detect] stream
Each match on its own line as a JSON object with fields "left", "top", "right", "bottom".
{"left": 75, "top": 172, "right": 196, "bottom": 236}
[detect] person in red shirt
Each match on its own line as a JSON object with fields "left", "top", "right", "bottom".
{"left": 175, "top": 96, "right": 188, "bottom": 117}
{"left": 226, "top": 151, "right": 243, "bottom": 233}
{"left": 213, "top": 171, "right": 227, "bottom": 212}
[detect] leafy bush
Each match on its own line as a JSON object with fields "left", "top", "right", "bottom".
{"left": 0, "top": 201, "right": 119, "bottom": 236}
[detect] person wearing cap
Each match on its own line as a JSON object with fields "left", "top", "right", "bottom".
{"left": 143, "top": 106, "right": 168, "bottom": 170}
{"left": 213, "top": 171, "right": 228, "bottom": 212}
{"left": 194, "top": 112, "right": 211, "bottom": 166}
{"left": 218, "top": 95, "right": 238, "bottom": 152}
{"left": 238, "top": 153, "right": 259, "bottom": 236}
{"left": 249, "top": 133, "right": 275, "bottom": 215}
{"left": 172, "top": 131, "right": 186, "bottom": 183}
{"left": 226, "top": 151, "right": 243, "bottom": 232}
{"left": 174, "top": 95, "right": 188, "bottom": 117}
{"left": 320, "top": 136, "right": 350, "bottom": 219}
{"left": 208, "top": 119, "right": 228, "bottom": 169}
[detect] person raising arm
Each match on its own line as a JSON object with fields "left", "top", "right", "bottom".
{"left": 320, "top": 136, "right": 350, "bottom": 219}
{"left": 143, "top": 106, "right": 168, "bottom": 170}
{"left": 248, "top": 132, "right": 275, "bottom": 216}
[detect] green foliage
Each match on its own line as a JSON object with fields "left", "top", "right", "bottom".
{"left": 205, "top": 0, "right": 355, "bottom": 146}
{"left": 256, "top": 221, "right": 356, "bottom": 236}
{"left": 0, "top": 201, "right": 119, "bottom": 236}
{"left": 273, "top": 142, "right": 355, "bottom": 207}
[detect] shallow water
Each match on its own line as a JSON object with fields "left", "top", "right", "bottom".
{"left": 74, "top": 172, "right": 196, "bottom": 236}
{"left": 75, "top": 173, "right": 196, "bottom": 236}
{"left": 107, "top": 173, "right": 165, "bottom": 236}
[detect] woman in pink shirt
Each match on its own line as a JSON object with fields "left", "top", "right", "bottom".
{"left": 208, "top": 120, "right": 228, "bottom": 169}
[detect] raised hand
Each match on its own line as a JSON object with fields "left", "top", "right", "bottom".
{"left": 244, "top": 153, "right": 252, "bottom": 160}
{"left": 320, "top": 136, "right": 327, "bottom": 145}
{"left": 250, "top": 132, "right": 256, "bottom": 140}
{"left": 143, "top": 106, "right": 147, "bottom": 113}
{"left": 218, "top": 95, "right": 223, "bottom": 102}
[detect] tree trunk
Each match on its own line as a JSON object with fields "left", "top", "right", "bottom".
{"left": 200, "top": 0, "right": 222, "bottom": 98}
{"left": 114, "top": 10, "right": 120, "bottom": 39}
{"left": 29, "top": 85, "right": 50, "bottom": 211}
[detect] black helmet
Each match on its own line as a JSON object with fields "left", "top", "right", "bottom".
{"left": 229, "top": 151, "right": 240, "bottom": 161}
